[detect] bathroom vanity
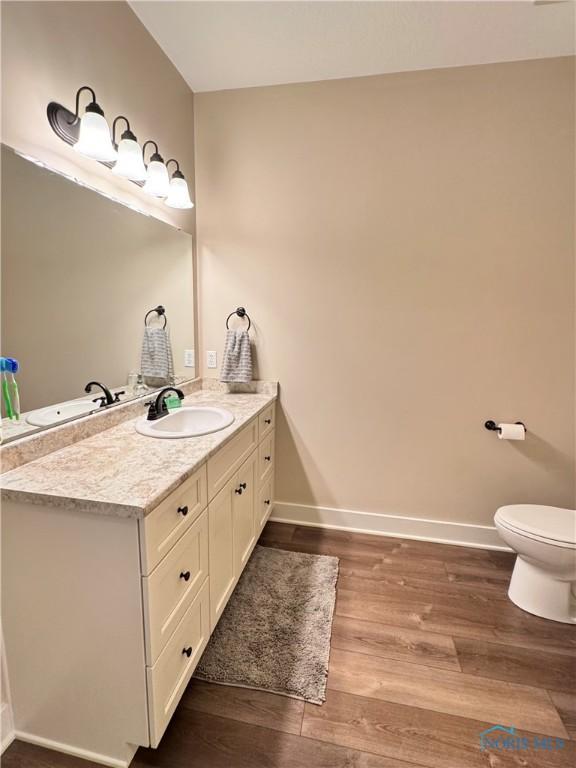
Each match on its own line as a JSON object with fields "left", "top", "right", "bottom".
{"left": 1, "top": 387, "right": 276, "bottom": 767}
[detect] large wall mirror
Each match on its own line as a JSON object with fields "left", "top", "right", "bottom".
{"left": 1, "top": 145, "right": 196, "bottom": 444}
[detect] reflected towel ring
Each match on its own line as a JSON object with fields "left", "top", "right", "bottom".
{"left": 144, "top": 305, "right": 167, "bottom": 329}
{"left": 226, "top": 306, "right": 251, "bottom": 332}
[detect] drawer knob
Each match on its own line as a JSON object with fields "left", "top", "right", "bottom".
{"left": 182, "top": 646, "right": 193, "bottom": 658}
{"left": 264, "top": 455, "right": 271, "bottom": 461}
{"left": 264, "top": 499, "right": 271, "bottom": 505}
{"left": 178, "top": 505, "right": 189, "bottom": 516}
{"left": 180, "top": 570, "right": 191, "bottom": 581}
{"left": 264, "top": 418, "right": 271, "bottom": 425}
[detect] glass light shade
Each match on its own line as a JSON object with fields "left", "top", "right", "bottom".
{"left": 165, "top": 177, "right": 194, "bottom": 209}
{"left": 74, "top": 111, "right": 117, "bottom": 162}
{"left": 112, "top": 138, "right": 147, "bottom": 181}
{"left": 143, "top": 160, "right": 170, "bottom": 198}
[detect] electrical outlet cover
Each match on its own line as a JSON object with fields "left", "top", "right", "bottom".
{"left": 184, "top": 349, "right": 195, "bottom": 367}
{"left": 207, "top": 350, "right": 217, "bottom": 369}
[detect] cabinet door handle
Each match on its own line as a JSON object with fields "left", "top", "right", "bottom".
{"left": 178, "top": 505, "right": 189, "bottom": 516}
{"left": 235, "top": 487, "right": 243, "bottom": 495}
{"left": 182, "top": 646, "right": 193, "bottom": 658}
{"left": 264, "top": 455, "right": 271, "bottom": 461}
{"left": 264, "top": 418, "right": 271, "bottom": 425}
{"left": 240, "top": 482, "right": 247, "bottom": 489}
{"left": 264, "top": 499, "right": 271, "bottom": 505}
{"left": 180, "top": 571, "right": 191, "bottom": 581}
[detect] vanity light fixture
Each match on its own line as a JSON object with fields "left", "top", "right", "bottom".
{"left": 47, "top": 86, "right": 192, "bottom": 211}
{"left": 142, "top": 140, "right": 170, "bottom": 198}
{"left": 165, "top": 159, "right": 194, "bottom": 209}
{"left": 111, "top": 116, "right": 147, "bottom": 182}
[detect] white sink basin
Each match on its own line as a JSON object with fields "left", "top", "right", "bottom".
{"left": 135, "top": 406, "right": 235, "bottom": 439}
{"left": 26, "top": 400, "right": 96, "bottom": 426}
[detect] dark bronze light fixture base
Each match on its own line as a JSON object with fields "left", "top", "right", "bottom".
{"left": 46, "top": 100, "right": 144, "bottom": 186}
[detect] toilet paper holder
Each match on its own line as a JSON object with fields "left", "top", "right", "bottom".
{"left": 485, "top": 420, "right": 526, "bottom": 434}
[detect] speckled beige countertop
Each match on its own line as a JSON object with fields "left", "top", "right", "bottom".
{"left": 0, "top": 388, "right": 276, "bottom": 518}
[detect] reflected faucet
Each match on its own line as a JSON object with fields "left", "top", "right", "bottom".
{"left": 85, "top": 381, "right": 125, "bottom": 408}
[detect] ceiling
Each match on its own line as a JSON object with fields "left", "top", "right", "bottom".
{"left": 130, "top": 1, "right": 575, "bottom": 93}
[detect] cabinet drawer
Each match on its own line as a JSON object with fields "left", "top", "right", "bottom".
{"left": 258, "top": 404, "right": 275, "bottom": 440}
{"left": 140, "top": 465, "right": 207, "bottom": 575}
{"left": 257, "top": 475, "right": 274, "bottom": 533}
{"left": 143, "top": 509, "right": 208, "bottom": 665}
{"left": 146, "top": 578, "right": 210, "bottom": 748}
{"left": 207, "top": 419, "right": 258, "bottom": 501}
{"left": 258, "top": 430, "right": 275, "bottom": 487}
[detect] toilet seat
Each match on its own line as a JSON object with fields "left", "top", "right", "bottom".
{"left": 495, "top": 505, "right": 576, "bottom": 549}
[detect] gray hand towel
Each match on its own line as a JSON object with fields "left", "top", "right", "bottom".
{"left": 141, "top": 327, "right": 175, "bottom": 388}
{"left": 220, "top": 329, "right": 252, "bottom": 383}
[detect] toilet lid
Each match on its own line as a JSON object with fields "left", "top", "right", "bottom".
{"left": 495, "top": 505, "right": 576, "bottom": 546}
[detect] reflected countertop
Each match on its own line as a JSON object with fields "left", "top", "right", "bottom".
{"left": 0, "top": 386, "right": 277, "bottom": 518}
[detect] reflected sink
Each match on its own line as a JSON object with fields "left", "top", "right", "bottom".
{"left": 135, "top": 406, "right": 235, "bottom": 439}
{"left": 27, "top": 400, "right": 96, "bottom": 426}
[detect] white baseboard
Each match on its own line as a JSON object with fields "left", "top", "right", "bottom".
{"left": 13, "top": 731, "right": 137, "bottom": 768}
{"left": 271, "top": 502, "right": 510, "bottom": 551}
{"left": 1, "top": 702, "right": 14, "bottom": 755}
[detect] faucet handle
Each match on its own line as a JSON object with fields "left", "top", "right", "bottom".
{"left": 113, "top": 391, "right": 126, "bottom": 403}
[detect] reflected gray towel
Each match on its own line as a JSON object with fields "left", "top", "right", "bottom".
{"left": 141, "top": 327, "right": 174, "bottom": 387}
{"left": 220, "top": 329, "right": 252, "bottom": 383}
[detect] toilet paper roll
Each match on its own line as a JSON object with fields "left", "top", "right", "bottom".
{"left": 498, "top": 423, "right": 526, "bottom": 440}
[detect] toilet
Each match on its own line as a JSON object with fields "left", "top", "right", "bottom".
{"left": 494, "top": 505, "right": 576, "bottom": 624}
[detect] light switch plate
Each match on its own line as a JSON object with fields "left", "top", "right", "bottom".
{"left": 184, "top": 349, "right": 195, "bottom": 368}
{"left": 206, "top": 350, "right": 218, "bottom": 369}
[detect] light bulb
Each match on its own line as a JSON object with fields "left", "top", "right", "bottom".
{"left": 74, "top": 105, "right": 117, "bottom": 162}
{"left": 165, "top": 175, "right": 194, "bottom": 209}
{"left": 112, "top": 134, "right": 147, "bottom": 181}
{"left": 143, "top": 157, "right": 170, "bottom": 198}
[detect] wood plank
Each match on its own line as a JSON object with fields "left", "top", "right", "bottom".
{"left": 386, "top": 539, "right": 514, "bottom": 567}
{"left": 134, "top": 706, "right": 423, "bottom": 768}
{"left": 339, "top": 554, "right": 448, "bottom": 577}
{"left": 423, "top": 601, "right": 576, "bottom": 653}
{"left": 327, "top": 648, "right": 568, "bottom": 737}
{"left": 292, "top": 526, "right": 398, "bottom": 555}
{"left": 303, "top": 689, "right": 575, "bottom": 768}
{"left": 549, "top": 691, "right": 576, "bottom": 739}
{"left": 331, "top": 615, "right": 460, "bottom": 670}
{"left": 338, "top": 574, "right": 508, "bottom": 611}
{"left": 1, "top": 741, "right": 101, "bottom": 768}
{"left": 444, "top": 560, "right": 513, "bottom": 581}
{"left": 454, "top": 637, "right": 575, "bottom": 692}
{"left": 260, "top": 521, "right": 296, "bottom": 544}
{"left": 444, "top": 569, "right": 511, "bottom": 594}
{"left": 340, "top": 568, "right": 508, "bottom": 598}
{"left": 181, "top": 679, "right": 304, "bottom": 734}
{"left": 336, "top": 589, "right": 432, "bottom": 630}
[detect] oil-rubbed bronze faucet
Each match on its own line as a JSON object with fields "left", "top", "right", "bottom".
{"left": 145, "top": 387, "right": 184, "bottom": 421}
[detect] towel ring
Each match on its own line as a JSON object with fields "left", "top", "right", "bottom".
{"left": 144, "top": 305, "right": 167, "bottom": 329}
{"left": 226, "top": 307, "right": 251, "bottom": 332}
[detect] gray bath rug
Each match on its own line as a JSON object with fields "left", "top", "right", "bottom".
{"left": 194, "top": 545, "right": 339, "bottom": 704}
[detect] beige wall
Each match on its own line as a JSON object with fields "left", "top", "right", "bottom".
{"left": 195, "top": 57, "right": 575, "bottom": 527}
{"left": 1, "top": 1, "right": 195, "bottom": 234}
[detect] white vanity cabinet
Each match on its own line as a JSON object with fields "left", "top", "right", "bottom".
{"left": 1, "top": 403, "right": 276, "bottom": 767}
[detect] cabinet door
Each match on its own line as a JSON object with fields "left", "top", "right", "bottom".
{"left": 233, "top": 449, "right": 257, "bottom": 576}
{"left": 208, "top": 478, "right": 236, "bottom": 631}
{"left": 256, "top": 474, "right": 274, "bottom": 534}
